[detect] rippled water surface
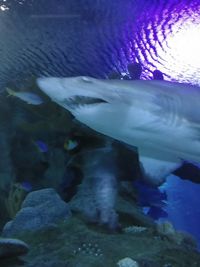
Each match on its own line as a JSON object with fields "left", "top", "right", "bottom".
{"left": 0, "top": 0, "right": 200, "bottom": 88}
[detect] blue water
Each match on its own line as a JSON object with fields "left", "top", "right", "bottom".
{"left": 161, "top": 175, "right": 200, "bottom": 249}
{"left": 1, "top": 0, "right": 200, "bottom": 249}
{"left": 0, "top": 0, "right": 200, "bottom": 90}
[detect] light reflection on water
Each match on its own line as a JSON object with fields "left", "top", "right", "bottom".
{"left": 0, "top": 0, "right": 200, "bottom": 88}
{"left": 149, "top": 13, "right": 200, "bottom": 84}
{"left": 131, "top": 1, "right": 200, "bottom": 84}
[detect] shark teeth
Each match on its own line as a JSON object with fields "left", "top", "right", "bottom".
{"left": 63, "top": 96, "right": 108, "bottom": 109}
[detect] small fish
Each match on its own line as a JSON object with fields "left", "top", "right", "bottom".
{"left": 6, "top": 87, "right": 43, "bottom": 105}
{"left": 142, "top": 207, "right": 151, "bottom": 215}
{"left": 64, "top": 139, "right": 78, "bottom": 151}
{"left": 34, "top": 140, "right": 48, "bottom": 153}
{"left": 20, "top": 181, "right": 32, "bottom": 192}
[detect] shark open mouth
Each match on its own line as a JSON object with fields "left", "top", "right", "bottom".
{"left": 63, "top": 95, "right": 108, "bottom": 109}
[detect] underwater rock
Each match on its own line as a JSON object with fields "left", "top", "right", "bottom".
{"left": 116, "top": 194, "right": 154, "bottom": 228}
{"left": 0, "top": 237, "right": 29, "bottom": 259}
{"left": 156, "top": 221, "right": 197, "bottom": 249}
{"left": 70, "top": 172, "right": 154, "bottom": 230}
{"left": 0, "top": 131, "right": 15, "bottom": 206}
{"left": 66, "top": 137, "right": 152, "bottom": 229}
{"left": 68, "top": 141, "right": 154, "bottom": 229}
{"left": 2, "top": 188, "right": 71, "bottom": 236}
{"left": 117, "top": 257, "right": 139, "bottom": 267}
{"left": 93, "top": 169, "right": 118, "bottom": 229}
{"left": 69, "top": 168, "right": 119, "bottom": 230}
{"left": 117, "top": 181, "right": 155, "bottom": 228}
{"left": 69, "top": 147, "right": 120, "bottom": 230}
{"left": 44, "top": 147, "right": 67, "bottom": 189}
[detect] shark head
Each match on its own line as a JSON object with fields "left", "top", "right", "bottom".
{"left": 37, "top": 76, "right": 111, "bottom": 114}
{"left": 37, "top": 76, "right": 131, "bottom": 136}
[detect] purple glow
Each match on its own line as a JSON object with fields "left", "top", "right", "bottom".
{"left": 130, "top": 2, "right": 200, "bottom": 84}
{"left": 154, "top": 17, "right": 200, "bottom": 84}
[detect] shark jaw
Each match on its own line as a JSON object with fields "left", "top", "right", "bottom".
{"left": 37, "top": 76, "right": 110, "bottom": 112}
{"left": 37, "top": 76, "right": 200, "bottom": 183}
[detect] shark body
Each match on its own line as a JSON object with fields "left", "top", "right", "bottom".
{"left": 37, "top": 76, "right": 200, "bottom": 183}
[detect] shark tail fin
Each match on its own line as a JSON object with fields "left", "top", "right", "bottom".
{"left": 6, "top": 87, "right": 16, "bottom": 97}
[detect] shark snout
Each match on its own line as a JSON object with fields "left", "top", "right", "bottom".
{"left": 37, "top": 77, "right": 64, "bottom": 99}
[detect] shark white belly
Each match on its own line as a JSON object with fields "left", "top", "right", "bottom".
{"left": 37, "top": 76, "right": 200, "bottom": 183}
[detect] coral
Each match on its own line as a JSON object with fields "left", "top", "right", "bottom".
{"left": 156, "top": 221, "right": 197, "bottom": 248}
{"left": 156, "top": 221, "right": 175, "bottom": 236}
{"left": 73, "top": 242, "right": 103, "bottom": 257}
{"left": 123, "top": 226, "right": 147, "bottom": 234}
{"left": 5, "top": 183, "right": 28, "bottom": 219}
{"left": 117, "top": 257, "right": 139, "bottom": 267}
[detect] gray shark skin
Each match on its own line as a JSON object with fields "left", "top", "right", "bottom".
{"left": 37, "top": 76, "right": 200, "bottom": 183}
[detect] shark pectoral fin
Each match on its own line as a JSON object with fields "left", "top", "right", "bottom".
{"left": 139, "top": 156, "right": 182, "bottom": 186}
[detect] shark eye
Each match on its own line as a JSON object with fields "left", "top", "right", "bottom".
{"left": 81, "top": 77, "right": 92, "bottom": 83}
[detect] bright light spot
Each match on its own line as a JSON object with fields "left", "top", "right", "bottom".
{"left": 150, "top": 16, "right": 200, "bottom": 84}
{"left": 165, "top": 22, "right": 200, "bottom": 68}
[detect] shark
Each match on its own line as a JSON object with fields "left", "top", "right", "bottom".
{"left": 37, "top": 76, "right": 200, "bottom": 184}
